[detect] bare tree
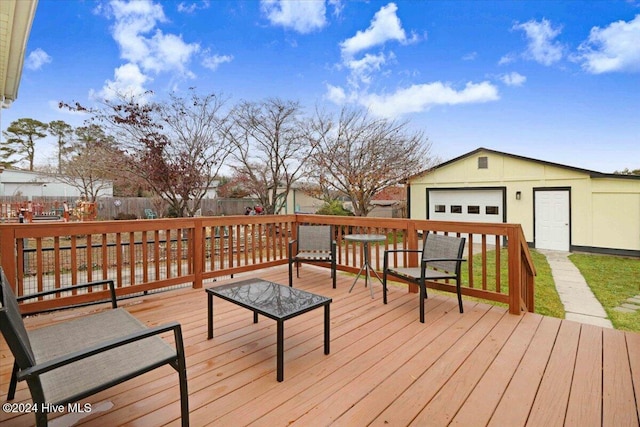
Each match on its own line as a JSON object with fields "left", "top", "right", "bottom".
{"left": 1, "top": 118, "right": 48, "bottom": 170}
{"left": 63, "top": 90, "right": 233, "bottom": 217}
{"left": 57, "top": 125, "right": 116, "bottom": 201}
{"left": 227, "top": 98, "right": 314, "bottom": 214}
{"left": 308, "top": 107, "right": 433, "bottom": 216}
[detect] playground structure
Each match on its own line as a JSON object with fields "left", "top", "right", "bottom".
{"left": 0, "top": 199, "right": 97, "bottom": 223}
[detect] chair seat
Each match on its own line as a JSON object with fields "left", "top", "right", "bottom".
{"left": 294, "top": 251, "right": 333, "bottom": 261}
{"left": 387, "top": 267, "right": 457, "bottom": 281}
{"left": 29, "top": 308, "right": 176, "bottom": 405}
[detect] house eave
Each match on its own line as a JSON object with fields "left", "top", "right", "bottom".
{"left": 1, "top": 0, "right": 38, "bottom": 109}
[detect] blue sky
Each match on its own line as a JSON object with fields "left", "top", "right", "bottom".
{"left": 2, "top": 0, "right": 640, "bottom": 173}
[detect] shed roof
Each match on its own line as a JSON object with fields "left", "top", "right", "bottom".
{"left": 407, "top": 147, "right": 640, "bottom": 182}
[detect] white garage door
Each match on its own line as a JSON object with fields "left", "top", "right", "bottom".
{"left": 428, "top": 189, "right": 504, "bottom": 224}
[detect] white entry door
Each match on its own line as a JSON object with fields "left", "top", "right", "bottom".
{"left": 535, "top": 190, "right": 570, "bottom": 251}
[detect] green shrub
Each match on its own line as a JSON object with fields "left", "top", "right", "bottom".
{"left": 316, "top": 200, "right": 353, "bottom": 216}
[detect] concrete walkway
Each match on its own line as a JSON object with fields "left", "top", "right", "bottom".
{"left": 538, "top": 250, "right": 613, "bottom": 328}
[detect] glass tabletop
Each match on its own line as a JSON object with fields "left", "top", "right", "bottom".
{"left": 343, "top": 234, "right": 387, "bottom": 243}
{"left": 207, "top": 279, "right": 331, "bottom": 320}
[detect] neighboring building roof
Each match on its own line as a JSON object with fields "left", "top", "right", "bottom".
{"left": 0, "top": 0, "right": 38, "bottom": 108}
{"left": 407, "top": 147, "right": 640, "bottom": 182}
{"left": 373, "top": 185, "right": 405, "bottom": 201}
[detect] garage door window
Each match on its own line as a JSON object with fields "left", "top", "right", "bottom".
{"left": 435, "top": 204, "right": 446, "bottom": 213}
{"left": 467, "top": 205, "right": 480, "bottom": 214}
{"left": 486, "top": 206, "right": 499, "bottom": 215}
{"left": 451, "top": 205, "right": 462, "bottom": 213}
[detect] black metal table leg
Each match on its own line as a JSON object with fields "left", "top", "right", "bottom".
{"left": 207, "top": 292, "right": 214, "bottom": 339}
{"left": 277, "top": 320, "right": 284, "bottom": 382}
{"left": 324, "top": 303, "right": 330, "bottom": 355}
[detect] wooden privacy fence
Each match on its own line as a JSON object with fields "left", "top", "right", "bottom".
{"left": 0, "top": 196, "right": 259, "bottom": 221}
{"left": 0, "top": 214, "right": 535, "bottom": 315}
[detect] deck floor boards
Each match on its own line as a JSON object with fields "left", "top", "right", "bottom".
{"left": 1, "top": 265, "right": 638, "bottom": 426}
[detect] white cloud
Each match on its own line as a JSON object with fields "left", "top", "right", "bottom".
{"left": 462, "top": 52, "right": 477, "bottom": 61}
{"left": 513, "top": 19, "right": 564, "bottom": 66}
{"left": 100, "top": 0, "right": 201, "bottom": 98}
{"left": 576, "top": 14, "right": 640, "bottom": 73}
{"left": 96, "top": 63, "right": 152, "bottom": 101}
{"left": 25, "top": 48, "right": 52, "bottom": 70}
{"left": 261, "top": 0, "right": 327, "bottom": 34}
{"left": 325, "top": 84, "right": 347, "bottom": 104}
{"left": 328, "top": 0, "right": 344, "bottom": 18}
{"left": 110, "top": 0, "right": 167, "bottom": 62}
{"left": 498, "top": 53, "right": 516, "bottom": 65}
{"left": 202, "top": 53, "right": 234, "bottom": 71}
{"left": 340, "top": 3, "right": 410, "bottom": 59}
{"left": 500, "top": 71, "right": 526, "bottom": 86}
{"left": 177, "top": 1, "right": 210, "bottom": 14}
{"left": 110, "top": 0, "right": 199, "bottom": 73}
{"left": 338, "top": 3, "right": 415, "bottom": 87}
{"left": 140, "top": 32, "right": 200, "bottom": 75}
{"left": 326, "top": 3, "right": 494, "bottom": 119}
{"left": 357, "top": 81, "right": 500, "bottom": 118}
{"left": 344, "top": 52, "right": 388, "bottom": 85}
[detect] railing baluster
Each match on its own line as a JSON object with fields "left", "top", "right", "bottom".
{"left": 129, "top": 232, "right": 135, "bottom": 285}
{"left": 71, "top": 235, "right": 78, "bottom": 288}
{"left": 481, "top": 234, "right": 487, "bottom": 291}
{"left": 495, "top": 235, "right": 501, "bottom": 293}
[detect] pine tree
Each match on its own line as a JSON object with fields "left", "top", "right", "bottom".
{"left": 1, "top": 118, "right": 48, "bottom": 170}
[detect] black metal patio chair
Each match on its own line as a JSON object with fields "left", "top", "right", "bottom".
{"left": 288, "top": 225, "right": 337, "bottom": 288}
{"left": 0, "top": 268, "right": 189, "bottom": 426}
{"left": 383, "top": 232, "right": 466, "bottom": 322}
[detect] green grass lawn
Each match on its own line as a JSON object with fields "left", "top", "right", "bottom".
{"left": 529, "top": 249, "right": 566, "bottom": 318}
{"left": 570, "top": 253, "right": 640, "bottom": 332}
{"left": 423, "top": 248, "right": 565, "bottom": 318}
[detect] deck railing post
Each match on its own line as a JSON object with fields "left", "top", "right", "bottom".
{"left": 193, "top": 218, "right": 203, "bottom": 288}
{"left": 406, "top": 220, "right": 419, "bottom": 294}
{"left": 507, "top": 225, "right": 523, "bottom": 314}
{"left": 0, "top": 225, "right": 18, "bottom": 292}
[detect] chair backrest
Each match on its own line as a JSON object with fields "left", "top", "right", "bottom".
{"left": 297, "top": 225, "right": 333, "bottom": 252}
{"left": 0, "top": 268, "right": 36, "bottom": 370}
{"left": 422, "top": 233, "right": 466, "bottom": 274}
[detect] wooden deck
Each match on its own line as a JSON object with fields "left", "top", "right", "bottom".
{"left": 2, "top": 265, "right": 639, "bottom": 426}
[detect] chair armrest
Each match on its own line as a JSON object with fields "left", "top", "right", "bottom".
{"left": 16, "top": 279, "right": 117, "bottom": 309}
{"left": 288, "top": 239, "right": 298, "bottom": 259}
{"left": 383, "top": 249, "right": 421, "bottom": 270}
{"left": 17, "top": 321, "right": 183, "bottom": 380}
{"left": 384, "top": 249, "right": 421, "bottom": 255}
{"left": 422, "top": 257, "right": 467, "bottom": 263}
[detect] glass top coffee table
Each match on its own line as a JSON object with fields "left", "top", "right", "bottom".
{"left": 206, "top": 278, "right": 332, "bottom": 382}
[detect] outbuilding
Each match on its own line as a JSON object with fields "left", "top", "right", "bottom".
{"left": 407, "top": 147, "right": 640, "bottom": 257}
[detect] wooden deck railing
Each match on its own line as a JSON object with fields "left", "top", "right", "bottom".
{"left": 0, "top": 214, "right": 535, "bottom": 315}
